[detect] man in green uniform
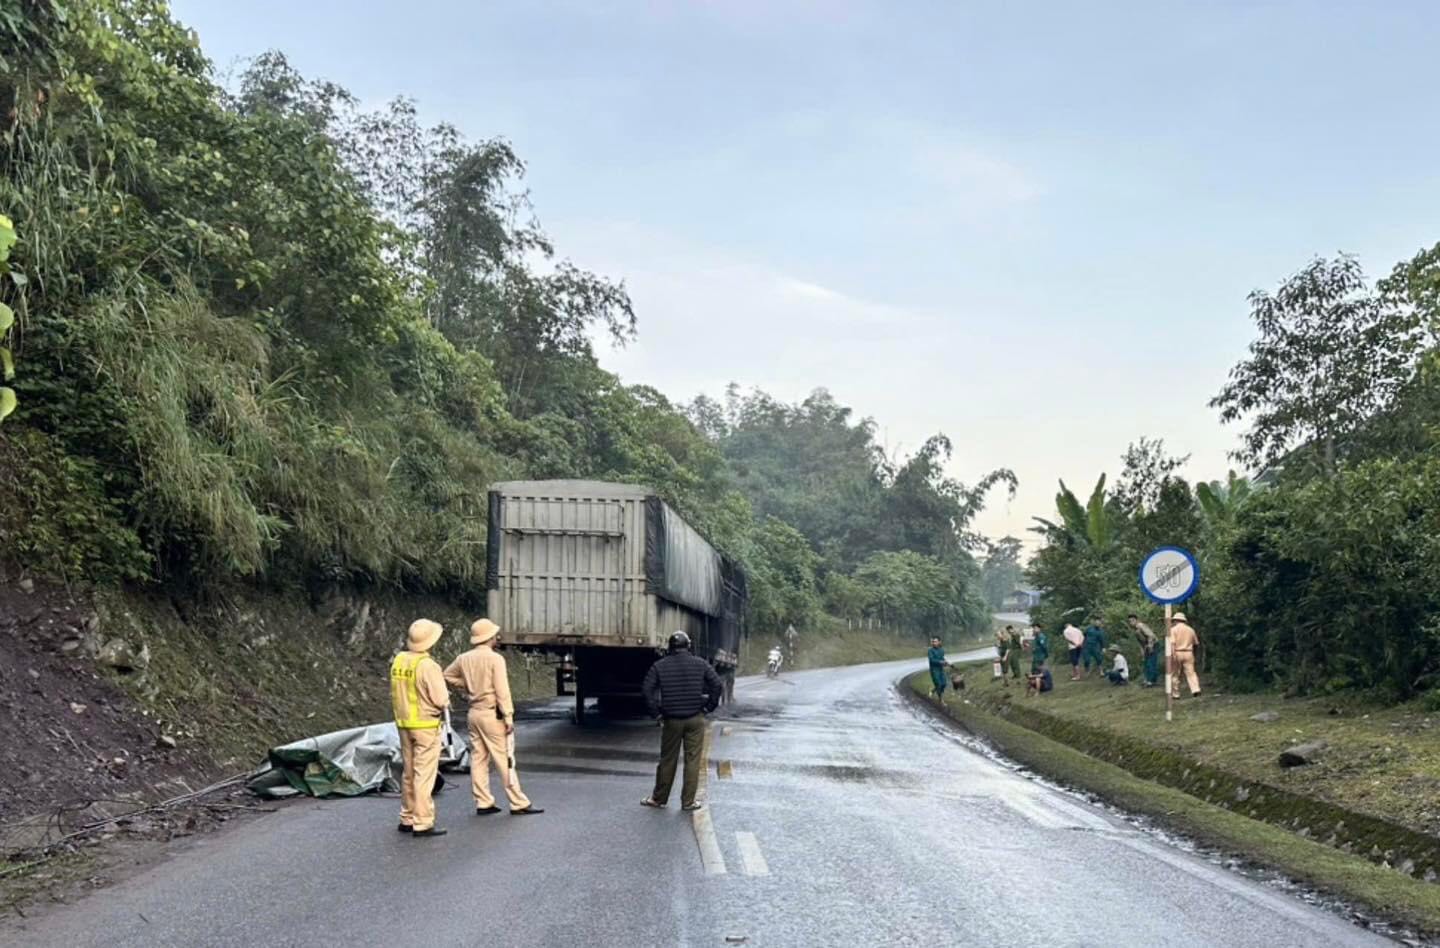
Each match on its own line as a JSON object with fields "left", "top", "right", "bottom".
{"left": 1003, "top": 625, "right": 1024, "bottom": 685}
{"left": 1082, "top": 618, "right": 1107, "bottom": 677}
{"left": 1027, "top": 623, "right": 1049, "bottom": 674}
{"left": 1128, "top": 614, "right": 1160, "bottom": 687}
{"left": 927, "top": 637, "right": 949, "bottom": 701}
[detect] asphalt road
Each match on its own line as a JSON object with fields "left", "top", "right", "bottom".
{"left": 6, "top": 653, "right": 1393, "bottom": 947}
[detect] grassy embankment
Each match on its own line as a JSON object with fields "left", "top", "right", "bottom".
{"left": 905, "top": 666, "right": 1440, "bottom": 935}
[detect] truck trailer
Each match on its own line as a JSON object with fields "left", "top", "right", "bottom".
{"left": 485, "top": 480, "right": 747, "bottom": 723}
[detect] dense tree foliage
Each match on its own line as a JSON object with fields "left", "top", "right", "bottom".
{"left": 1210, "top": 256, "right": 1426, "bottom": 475}
{"left": 979, "top": 536, "right": 1024, "bottom": 610}
{"left": 1030, "top": 254, "right": 1440, "bottom": 701}
{"left": 0, "top": 1, "right": 1004, "bottom": 640}
{"left": 686, "top": 385, "right": 1014, "bottom": 635}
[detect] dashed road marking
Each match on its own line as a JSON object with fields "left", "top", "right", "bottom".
{"left": 693, "top": 807, "right": 728, "bottom": 875}
{"left": 736, "top": 832, "right": 769, "bottom": 876}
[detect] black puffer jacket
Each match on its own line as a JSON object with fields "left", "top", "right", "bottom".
{"left": 642, "top": 652, "right": 723, "bottom": 719}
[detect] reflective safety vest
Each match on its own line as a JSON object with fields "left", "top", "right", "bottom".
{"left": 390, "top": 652, "right": 441, "bottom": 730}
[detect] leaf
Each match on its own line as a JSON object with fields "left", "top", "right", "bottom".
{"left": 0, "top": 302, "right": 11, "bottom": 334}
{"left": 1196, "top": 481, "right": 1223, "bottom": 522}
{"left": 0, "top": 387, "right": 14, "bottom": 422}
{"left": 1055, "top": 480, "right": 1088, "bottom": 540}
{"left": 1086, "top": 474, "right": 1111, "bottom": 548}
{"left": 0, "top": 346, "right": 11, "bottom": 381}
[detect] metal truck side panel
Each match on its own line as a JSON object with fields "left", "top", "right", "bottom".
{"left": 486, "top": 481, "right": 651, "bottom": 645}
{"left": 643, "top": 497, "right": 724, "bottom": 616}
{"left": 485, "top": 480, "right": 746, "bottom": 668}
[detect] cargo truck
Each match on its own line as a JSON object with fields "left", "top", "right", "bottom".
{"left": 485, "top": 480, "right": 747, "bottom": 723}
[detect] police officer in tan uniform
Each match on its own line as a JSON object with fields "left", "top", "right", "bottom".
{"left": 391, "top": 618, "right": 450, "bottom": 837}
{"left": 444, "top": 619, "right": 543, "bottom": 816}
{"left": 1169, "top": 612, "right": 1202, "bottom": 699}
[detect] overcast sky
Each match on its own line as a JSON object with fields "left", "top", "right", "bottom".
{"left": 174, "top": 0, "right": 1440, "bottom": 551}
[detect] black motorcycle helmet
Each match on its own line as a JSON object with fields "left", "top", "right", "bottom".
{"left": 668, "top": 630, "right": 691, "bottom": 653}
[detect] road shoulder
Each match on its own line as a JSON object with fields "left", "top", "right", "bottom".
{"left": 901, "top": 671, "right": 1440, "bottom": 940}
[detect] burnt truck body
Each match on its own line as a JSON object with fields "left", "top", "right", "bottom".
{"left": 485, "top": 480, "right": 747, "bottom": 722}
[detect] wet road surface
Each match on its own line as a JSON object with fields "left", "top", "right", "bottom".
{"left": 5, "top": 654, "right": 1393, "bottom": 947}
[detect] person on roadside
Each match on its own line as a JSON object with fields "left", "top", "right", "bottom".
{"left": 927, "top": 636, "right": 949, "bottom": 701}
{"left": 1002, "top": 625, "right": 1024, "bottom": 686}
{"left": 1128, "top": 614, "right": 1159, "bottom": 687}
{"left": 443, "top": 619, "right": 543, "bottom": 818}
{"left": 1026, "top": 665, "right": 1054, "bottom": 697}
{"left": 390, "top": 618, "right": 450, "bottom": 838}
{"left": 1106, "top": 647, "right": 1130, "bottom": 686}
{"left": 1026, "top": 623, "right": 1049, "bottom": 675}
{"left": 1062, "top": 622, "right": 1085, "bottom": 680}
{"left": 641, "top": 631, "right": 725, "bottom": 812}
{"left": 1082, "top": 618, "right": 1107, "bottom": 678}
{"left": 1169, "top": 612, "right": 1202, "bottom": 699}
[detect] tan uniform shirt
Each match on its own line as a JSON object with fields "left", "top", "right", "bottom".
{"left": 393, "top": 651, "right": 449, "bottom": 722}
{"left": 1170, "top": 622, "right": 1198, "bottom": 652}
{"left": 443, "top": 645, "right": 515, "bottom": 718}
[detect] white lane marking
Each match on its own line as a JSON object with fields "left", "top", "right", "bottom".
{"left": 690, "top": 724, "right": 727, "bottom": 875}
{"left": 735, "top": 831, "right": 770, "bottom": 876}
{"left": 1001, "top": 793, "right": 1074, "bottom": 829}
{"left": 692, "top": 807, "right": 728, "bottom": 875}
{"left": 999, "top": 788, "right": 1115, "bottom": 833}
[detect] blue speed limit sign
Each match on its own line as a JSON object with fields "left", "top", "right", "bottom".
{"left": 1139, "top": 546, "right": 1199, "bottom": 605}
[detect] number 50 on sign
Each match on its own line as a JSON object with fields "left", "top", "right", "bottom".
{"left": 1139, "top": 546, "right": 1199, "bottom": 605}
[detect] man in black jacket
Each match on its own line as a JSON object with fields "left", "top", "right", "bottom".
{"left": 640, "top": 631, "right": 724, "bottom": 811}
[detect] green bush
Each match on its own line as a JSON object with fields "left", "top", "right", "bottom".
{"left": 0, "top": 427, "right": 151, "bottom": 582}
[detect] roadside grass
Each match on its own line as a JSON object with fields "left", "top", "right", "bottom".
{"left": 947, "top": 654, "right": 1440, "bottom": 840}
{"left": 905, "top": 671, "right": 1440, "bottom": 937}
{"left": 0, "top": 851, "right": 97, "bottom": 919}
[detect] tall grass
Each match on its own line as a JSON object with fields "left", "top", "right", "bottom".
{"left": 78, "top": 281, "right": 502, "bottom": 588}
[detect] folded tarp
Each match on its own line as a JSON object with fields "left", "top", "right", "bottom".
{"left": 248, "top": 715, "right": 470, "bottom": 799}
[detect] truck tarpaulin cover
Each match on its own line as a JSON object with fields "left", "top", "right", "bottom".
{"left": 247, "top": 719, "right": 467, "bottom": 799}
{"left": 644, "top": 497, "right": 724, "bottom": 616}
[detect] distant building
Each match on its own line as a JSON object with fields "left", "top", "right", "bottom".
{"left": 1003, "top": 588, "right": 1042, "bottom": 612}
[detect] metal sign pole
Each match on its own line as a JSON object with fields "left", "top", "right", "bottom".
{"left": 1164, "top": 603, "right": 1173, "bottom": 723}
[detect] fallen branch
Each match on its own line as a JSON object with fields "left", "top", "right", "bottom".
{"left": 0, "top": 772, "right": 252, "bottom": 858}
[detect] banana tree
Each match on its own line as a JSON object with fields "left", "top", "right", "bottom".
{"left": 1196, "top": 470, "right": 1255, "bottom": 525}
{"left": 1033, "top": 474, "right": 1114, "bottom": 550}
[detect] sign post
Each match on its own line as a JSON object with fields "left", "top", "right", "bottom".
{"left": 1139, "top": 546, "right": 1199, "bottom": 723}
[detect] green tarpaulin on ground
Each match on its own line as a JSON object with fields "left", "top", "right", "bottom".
{"left": 247, "top": 717, "right": 468, "bottom": 799}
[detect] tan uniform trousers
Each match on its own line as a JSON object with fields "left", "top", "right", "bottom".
{"left": 468, "top": 708, "right": 531, "bottom": 810}
{"left": 1171, "top": 650, "right": 1201, "bottom": 697}
{"left": 399, "top": 726, "right": 441, "bottom": 831}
